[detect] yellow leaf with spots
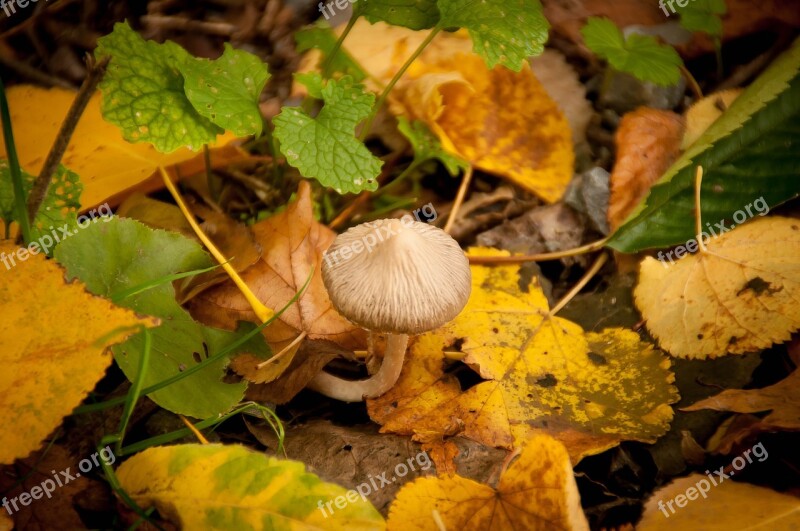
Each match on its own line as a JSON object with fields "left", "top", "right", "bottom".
{"left": 0, "top": 240, "right": 156, "bottom": 464}
{"left": 387, "top": 433, "right": 588, "bottom": 531}
{"left": 638, "top": 474, "right": 800, "bottom": 529}
{"left": 0, "top": 85, "right": 237, "bottom": 210}
{"left": 117, "top": 444, "right": 385, "bottom": 530}
{"left": 368, "top": 248, "right": 678, "bottom": 466}
{"left": 635, "top": 216, "right": 800, "bottom": 358}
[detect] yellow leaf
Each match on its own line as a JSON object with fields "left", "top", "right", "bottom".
{"left": 117, "top": 443, "right": 385, "bottom": 530}
{"left": 368, "top": 248, "right": 678, "bottom": 465}
{"left": 635, "top": 217, "right": 800, "bottom": 358}
{"left": 387, "top": 433, "right": 588, "bottom": 531}
{"left": 638, "top": 474, "right": 800, "bottom": 529}
{"left": 0, "top": 240, "right": 156, "bottom": 464}
{"left": 682, "top": 89, "right": 743, "bottom": 149}
{"left": 0, "top": 85, "right": 237, "bottom": 210}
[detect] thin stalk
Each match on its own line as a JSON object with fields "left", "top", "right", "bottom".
{"left": 694, "top": 165, "right": 707, "bottom": 253}
{"left": 359, "top": 26, "right": 441, "bottom": 140}
{"left": 679, "top": 64, "right": 703, "bottom": 99}
{"left": 322, "top": 15, "right": 357, "bottom": 79}
{"left": 377, "top": 160, "right": 420, "bottom": 196}
{"left": 97, "top": 439, "right": 161, "bottom": 530}
{"left": 114, "top": 327, "right": 152, "bottom": 456}
{"left": 548, "top": 253, "right": 608, "bottom": 316}
{"left": 468, "top": 237, "right": 610, "bottom": 264}
{"left": 181, "top": 416, "right": 210, "bottom": 444}
{"left": 0, "top": 76, "right": 32, "bottom": 243}
{"left": 443, "top": 165, "right": 473, "bottom": 234}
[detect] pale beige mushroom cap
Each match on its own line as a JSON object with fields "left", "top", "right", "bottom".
{"left": 322, "top": 218, "right": 472, "bottom": 335}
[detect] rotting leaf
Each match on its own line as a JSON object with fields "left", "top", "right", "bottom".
{"left": 387, "top": 433, "right": 588, "bottom": 530}
{"left": 635, "top": 217, "right": 800, "bottom": 358}
{"left": 0, "top": 240, "right": 155, "bottom": 464}
{"left": 368, "top": 248, "right": 678, "bottom": 467}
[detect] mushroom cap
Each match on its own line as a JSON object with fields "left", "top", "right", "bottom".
{"left": 322, "top": 218, "right": 472, "bottom": 335}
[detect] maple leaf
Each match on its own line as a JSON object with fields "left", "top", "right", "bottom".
{"left": 635, "top": 217, "right": 800, "bottom": 358}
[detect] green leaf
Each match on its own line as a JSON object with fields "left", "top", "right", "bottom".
{"left": 678, "top": 0, "right": 727, "bottom": 38}
{"left": 436, "top": 0, "right": 549, "bottom": 71}
{"left": 117, "top": 444, "right": 385, "bottom": 530}
{"left": 397, "top": 117, "right": 467, "bottom": 175}
{"left": 296, "top": 21, "right": 368, "bottom": 82}
{"left": 354, "top": 0, "right": 440, "bottom": 30}
{"left": 95, "top": 21, "right": 223, "bottom": 153}
{"left": 581, "top": 17, "right": 683, "bottom": 86}
{"left": 607, "top": 38, "right": 800, "bottom": 252}
{"left": 180, "top": 44, "right": 270, "bottom": 137}
{"left": 273, "top": 74, "right": 382, "bottom": 194}
{"left": 0, "top": 160, "right": 82, "bottom": 250}
{"left": 54, "top": 217, "right": 264, "bottom": 418}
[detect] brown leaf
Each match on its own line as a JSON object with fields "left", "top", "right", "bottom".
{"left": 189, "top": 182, "right": 365, "bottom": 382}
{"left": 607, "top": 108, "right": 684, "bottom": 230}
{"left": 0, "top": 446, "right": 92, "bottom": 530}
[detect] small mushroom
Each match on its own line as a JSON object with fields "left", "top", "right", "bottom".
{"left": 309, "top": 217, "right": 471, "bottom": 402}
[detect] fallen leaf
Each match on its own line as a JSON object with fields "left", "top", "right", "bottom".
{"left": 368, "top": 248, "right": 678, "bottom": 466}
{"left": 387, "top": 433, "right": 589, "bottom": 530}
{"left": 0, "top": 240, "right": 155, "bottom": 464}
{"left": 681, "top": 89, "right": 742, "bottom": 149}
{"left": 189, "top": 181, "right": 365, "bottom": 382}
{"left": 0, "top": 85, "right": 236, "bottom": 210}
{"left": 635, "top": 216, "right": 800, "bottom": 358}
{"left": 638, "top": 473, "right": 800, "bottom": 529}
{"left": 0, "top": 445, "right": 92, "bottom": 530}
{"left": 117, "top": 443, "right": 385, "bottom": 530}
{"left": 684, "top": 369, "right": 800, "bottom": 431}
{"left": 608, "top": 108, "right": 684, "bottom": 230}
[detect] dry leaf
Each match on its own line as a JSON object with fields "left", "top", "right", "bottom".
{"left": 189, "top": 181, "right": 364, "bottom": 382}
{"left": 682, "top": 89, "right": 743, "bottom": 149}
{"left": 684, "top": 369, "right": 800, "bottom": 431}
{"left": 368, "top": 248, "right": 678, "bottom": 467}
{"left": 638, "top": 473, "right": 800, "bottom": 529}
{"left": 635, "top": 217, "right": 800, "bottom": 358}
{"left": 0, "top": 240, "right": 156, "bottom": 464}
{"left": 608, "top": 108, "right": 684, "bottom": 230}
{"left": 0, "top": 85, "right": 237, "bottom": 210}
{"left": 387, "top": 433, "right": 589, "bottom": 530}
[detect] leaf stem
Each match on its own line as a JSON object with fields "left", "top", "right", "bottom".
{"left": 0, "top": 76, "right": 32, "bottom": 243}
{"left": 359, "top": 26, "right": 441, "bottom": 141}
{"left": 443, "top": 165, "right": 473, "bottom": 234}
{"left": 679, "top": 64, "right": 703, "bottom": 99}
{"left": 159, "top": 166, "right": 274, "bottom": 323}
{"left": 468, "top": 238, "right": 610, "bottom": 264}
{"left": 694, "top": 165, "right": 707, "bottom": 253}
{"left": 27, "top": 56, "right": 109, "bottom": 224}
{"left": 548, "top": 252, "right": 608, "bottom": 316}
{"left": 322, "top": 15, "right": 357, "bottom": 79}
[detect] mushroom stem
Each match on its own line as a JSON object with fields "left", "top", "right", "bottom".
{"left": 308, "top": 333, "right": 409, "bottom": 402}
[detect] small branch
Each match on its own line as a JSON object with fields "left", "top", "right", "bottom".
{"left": 468, "top": 238, "right": 610, "bottom": 264}
{"left": 27, "top": 55, "right": 109, "bottom": 224}
{"left": 443, "top": 165, "right": 473, "bottom": 234}
{"left": 548, "top": 253, "right": 608, "bottom": 317}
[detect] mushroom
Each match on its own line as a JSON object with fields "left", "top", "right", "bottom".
{"left": 309, "top": 217, "right": 471, "bottom": 402}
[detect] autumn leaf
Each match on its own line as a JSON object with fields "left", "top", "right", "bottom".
{"left": 635, "top": 217, "right": 800, "bottom": 358}
{"left": 189, "top": 181, "right": 365, "bottom": 383}
{"left": 387, "top": 433, "right": 588, "bottom": 530}
{"left": 683, "top": 369, "right": 800, "bottom": 431}
{"left": 0, "top": 240, "right": 155, "bottom": 464}
{"left": 681, "top": 89, "right": 742, "bottom": 149}
{"left": 117, "top": 444, "right": 385, "bottom": 530}
{"left": 368, "top": 248, "right": 678, "bottom": 466}
{"left": 0, "top": 85, "right": 236, "bottom": 210}
{"left": 607, "top": 108, "right": 684, "bottom": 230}
{"left": 638, "top": 474, "right": 800, "bottom": 529}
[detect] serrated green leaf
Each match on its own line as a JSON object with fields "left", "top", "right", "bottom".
{"left": 54, "top": 217, "right": 264, "bottom": 418}
{"left": 273, "top": 74, "right": 382, "bottom": 194}
{"left": 95, "top": 21, "right": 223, "bottom": 153}
{"left": 296, "top": 21, "right": 368, "bottom": 81}
{"left": 436, "top": 0, "right": 549, "bottom": 71}
{"left": 180, "top": 44, "right": 269, "bottom": 137}
{"left": 397, "top": 117, "right": 467, "bottom": 175}
{"left": 0, "top": 160, "right": 82, "bottom": 250}
{"left": 354, "top": 0, "right": 440, "bottom": 30}
{"left": 581, "top": 17, "right": 682, "bottom": 86}
{"left": 608, "top": 38, "right": 800, "bottom": 252}
{"left": 117, "top": 444, "right": 385, "bottom": 530}
{"left": 678, "top": 0, "right": 727, "bottom": 37}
